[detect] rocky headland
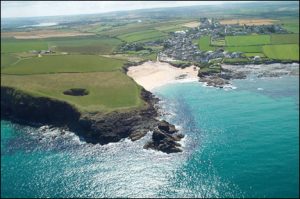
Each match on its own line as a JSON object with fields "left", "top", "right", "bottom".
{"left": 198, "top": 63, "right": 299, "bottom": 88}
{"left": 1, "top": 86, "right": 184, "bottom": 154}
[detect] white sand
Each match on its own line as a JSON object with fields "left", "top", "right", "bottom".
{"left": 127, "top": 61, "right": 199, "bottom": 91}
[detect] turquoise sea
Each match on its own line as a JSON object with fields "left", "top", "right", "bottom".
{"left": 1, "top": 75, "right": 299, "bottom": 198}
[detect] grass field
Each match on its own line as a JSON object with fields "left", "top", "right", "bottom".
{"left": 155, "top": 25, "right": 186, "bottom": 33}
{"left": 98, "top": 20, "right": 189, "bottom": 37}
{"left": 263, "top": 44, "right": 299, "bottom": 61}
{"left": 225, "top": 45, "right": 263, "bottom": 53}
{"left": 1, "top": 38, "right": 48, "bottom": 53}
{"left": 244, "top": 52, "right": 266, "bottom": 57}
{"left": 198, "top": 36, "right": 215, "bottom": 51}
{"left": 225, "top": 35, "right": 271, "bottom": 46}
{"left": 270, "top": 34, "right": 299, "bottom": 44}
{"left": 1, "top": 71, "right": 144, "bottom": 112}
{"left": 1, "top": 36, "right": 122, "bottom": 55}
{"left": 117, "top": 29, "right": 166, "bottom": 43}
{"left": 279, "top": 19, "right": 299, "bottom": 33}
{"left": 211, "top": 38, "right": 225, "bottom": 46}
{"left": 1, "top": 53, "right": 144, "bottom": 112}
{"left": 220, "top": 19, "right": 278, "bottom": 25}
{"left": 1, "top": 54, "right": 19, "bottom": 67}
{"left": 223, "top": 33, "right": 299, "bottom": 60}
{"left": 50, "top": 36, "right": 122, "bottom": 54}
{"left": 1, "top": 55, "right": 125, "bottom": 75}
{"left": 284, "top": 23, "right": 299, "bottom": 33}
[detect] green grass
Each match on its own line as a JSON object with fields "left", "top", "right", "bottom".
{"left": 198, "top": 36, "right": 215, "bottom": 51}
{"left": 225, "top": 45, "right": 263, "bottom": 53}
{"left": 263, "top": 44, "right": 299, "bottom": 61}
{"left": 270, "top": 34, "right": 299, "bottom": 44}
{"left": 155, "top": 24, "right": 187, "bottom": 33}
{"left": 1, "top": 54, "right": 19, "bottom": 67}
{"left": 117, "top": 30, "right": 166, "bottom": 43}
{"left": 1, "top": 71, "right": 144, "bottom": 112}
{"left": 98, "top": 20, "right": 190, "bottom": 37}
{"left": 284, "top": 24, "right": 299, "bottom": 33}
{"left": 1, "top": 55, "right": 125, "bottom": 75}
{"left": 211, "top": 39, "right": 225, "bottom": 46}
{"left": 280, "top": 19, "right": 299, "bottom": 33}
{"left": 244, "top": 53, "right": 266, "bottom": 57}
{"left": 1, "top": 36, "right": 122, "bottom": 55}
{"left": 1, "top": 38, "right": 48, "bottom": 53}
{"left": 49, "top": 36, "right": 122, "bottom": 54}
{"left": 225, "top": 35, "right": 271, "bottom": 46}
{"left": 142, "top": 52, "right": 157, "bottom": 61}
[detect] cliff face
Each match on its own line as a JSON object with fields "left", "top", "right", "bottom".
{"left": 1, "top": 86, "right": 81, "bottom": 126}
{"left": 1, "top": 86, "right": 184, "bottom": 153}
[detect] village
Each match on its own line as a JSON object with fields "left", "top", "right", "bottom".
{"left": 158, "top": 17, "right": 288, "bottom": 63}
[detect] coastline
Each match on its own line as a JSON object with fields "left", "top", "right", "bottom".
{"left": 3, "top": 60, "right": 298, "bottom": 154}
{"left": 127, "top": 61, "right": 199, "bottom": 91}
{"left": 1, "top": 82, "right": 184, "bottom": 153}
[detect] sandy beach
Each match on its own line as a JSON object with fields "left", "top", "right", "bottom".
{"left": 127, "top": 61, "right": 199, "bottom": 91}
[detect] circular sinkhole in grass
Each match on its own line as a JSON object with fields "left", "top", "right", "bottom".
{"left": 63, "top": 88, "right": 89, "bottom": 96}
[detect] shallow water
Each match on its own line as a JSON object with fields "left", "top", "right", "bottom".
{"left": 1, "top": 75, "right": 299, "bottom": 198}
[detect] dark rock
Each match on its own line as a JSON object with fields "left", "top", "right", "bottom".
{"left": 158, "top": 120, "right": 178, "bottom": 134}
{"left": 144, "top": 128, "right": 183, "bottom": 154}
{"left": 129, "top": 131, "right": 147, "bottom": 141}
{"left": 173, "top": 133, "right": 185, "bottom": 141}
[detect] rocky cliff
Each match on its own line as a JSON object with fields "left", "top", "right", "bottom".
{"left": 1, "top": 86, "right": 184, "bottom": 153}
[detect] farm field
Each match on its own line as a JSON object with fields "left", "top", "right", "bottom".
{"left": 1, "top": 55, "right": 125, "bottom": 75}
{"left": 182, "top": 21, "right": 199, "bottom": 28}
{"left": 155, "top": 24, "right": 185, "bottom": 33}
{"left": 1, "top": 54, "right": 19, "bottom": 67}
{"left": 1, "top": 30, "right": 95, "bottom": 39}
{"left": 244, "top": 52, "right": 266, "bottom": 57}
{"left": 263, "top": 44, "right": 299, "bottom": 61}
{"left": 1, "top": 71, "right": 143, "bottom": 112}
{"left": 198, "top": 36, "right": 215, "bottom": 51}
{"left": 283, "top": 23, "right": 299, "bottom": 33}
{"left": 1, "top": 36, "right": 123, "bottom": 55}
{"left": 225, "top": 45, "right": 263, "bottom": 53}
{"left": 225, "top": 35, "right": 271, "bottom": 46}
{"left": 1, "top": 38, "right": 48, "bottom": 53}
{"left": 278, "top": 18, "right": 299, "bottom": 33}
{"left": 49, "top": 36, "right": 123, "bottom": 54}
{"left": 98, "top": 20, "right": 189, "bottom": 37}
{"left": 117, "top": 29, "right": 166, "bottom": 43}
{"left": 270, "top": 34, "right": 299, "bottom": 44}
{"left": 211, "top": 38, "right": 225, "bottom": 46}
{"left": 202, "top": 32, "right": 299, "bottom": 61}
{"left": 219, "top": 19, "right": 278, "bottom": 25}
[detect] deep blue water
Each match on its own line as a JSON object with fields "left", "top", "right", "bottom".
{"left": 1, "top": 75, "right": 299, "bottom": 198}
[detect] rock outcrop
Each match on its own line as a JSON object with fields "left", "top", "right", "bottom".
{"left": 143, "top": 120, "right": 184, "bottom": 154}
{"left": 198, "top": 66, "right": 247, "bottom": 88}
